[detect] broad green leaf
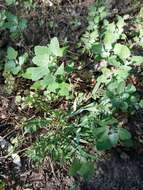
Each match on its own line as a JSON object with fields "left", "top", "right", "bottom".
{"left": 69, "top": 159, "right": 81, "bottom": 176}
{"left": 65, "top": 62, "right": 74, "bottom": 73}
{"left": 23, "top": 67, "right": 49, "bottom": 81}
{"left": 7, "top": 47, "right": 18, "bottom": 60}
{"left": 58, "top": 82, "right": 71, "bottom": 97}
{"left": 132, "top": 56, "right": 143, "bottom": 65}
{"left": 108, "top": 56, "right": 121, "bottom": 67}
{"left": 32, "top": 80, "right": 43, "bottom": 90}
{"left": 24, "top": 119, "right": 51, "bottom": 133}
{"left": 32, "top": 54, "right": 51, "bottom": 67}
{"left": 122, "top": 93, "right": 130, "bottom": 99}
{"left": 18, "top": 19, "right": 27, "bottom": 30}
{"left": 79, "top": 162, "right": 94, "bottom": 180}
{"left": 12, "top": 65, "right": 21, "bottom": 75}
{"left": 107, "top": 81, "right": 117, "bottom": 92}
{"left": 121, "top": 102, "right": 129, "bottom": 112}
{"left": 116, "top": 16, "right": 125, "bottom": 33}
{"left": 107, "top": 22, "right": 116, "bottom": 33}
{"left": 119, "top": 128, "right": 132, "bottom": 141}
{"left": 99, "top": 117, "right": 118, "bottom": 127}
{"left": 115, "top": 66, "right": 131, "bottom": 81}
{"left": 72, "top": 102, "right": 97, "bottom": 116}
{"left": 103, "top": 32, "right": 116, "bottom": 50}
{"left": 5, "top": 60, "right": 16, "bottom": 72}
{"left": 42, "top": 74, "right": 56, "bottom": 88}
{"left": 47, "top": 82, "right": 59, "bottom": 93}
{"left": 94, "top": 126, "right": 108, "bottom": 138}
{"left": 96, "top": 135, "right": 112, "bottom": 150}
{"left": 126, "top": 84, "right": 136, "bottom": 93}
{"left": 92, "top": 81, "right": 102, "bottom": 96}
{"left": 139, "top": 100, "right": 143, "bottom": 108}
{"left": 34, "top": 46, "right": 50, "bottom": 56}
{"left": 54, "top": 63, "right": 65, "bottom": 76}
{"left": 91, "top": 43, "right": 102, "bottom": 54}
{"left": 49, "top": 37, "right": 63, "bottom": 57}
{"left": 117, "top": 81, "right": 126, "bottom": 94}
{"left": 114, "top": 44, "right": 131, "bottom": 60}
{"left": 5, "top": 60, "right": 21, "bottom": 75}
{"left": 18, "top": 53, "right": 28, "bottom": 66}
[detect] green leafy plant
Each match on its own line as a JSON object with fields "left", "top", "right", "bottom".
{"left": 0, "top": 11, "right": 27, "bottom": 39}
{"left": 78, "top": 5, "right": 143, "bottom": 151}
{"left": 23, "top": 37, "right": 73, "bottom": 98}
{"left": 0, "top": 1, "right": 27, "bottom": 39}
{"left": 5, "top": 47, "right": 28, "bottom": 75}
{"left": 2, "top": 2, "right": 143, "bottom": 182}
{"left": 22, "top": 5, "right": 143, "bottom": 180}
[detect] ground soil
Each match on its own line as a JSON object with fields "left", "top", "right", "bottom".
{"left": 81, "top": 150, "right": 143, "bottom": 190}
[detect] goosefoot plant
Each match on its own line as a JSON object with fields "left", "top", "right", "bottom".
{"left": 23, "top": 37, "right": 72, "bottom": 98}
{"left": 78, "top": 5, "right": 143, "bottom": 150}
{"left": 22, "top": 5, "right": 143, "bottom": 180}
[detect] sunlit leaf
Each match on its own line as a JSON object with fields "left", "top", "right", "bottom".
{"left": 114, "top": 43, "right": 131, "bottom": 60}
{"left": 49, "top": 37, "right": 63, "bottom": 57}
{"left": 23, "top": 67, "right": 49, "bottom": 81}
{"left": 7, "top": 47, "right": 18, "bottom": 60}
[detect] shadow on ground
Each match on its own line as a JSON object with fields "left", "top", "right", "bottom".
{"left": 81, "top": 150, "right": 143, "bottom": 190}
